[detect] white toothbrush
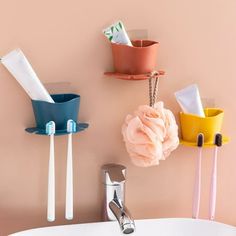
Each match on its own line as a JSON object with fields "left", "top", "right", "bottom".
{"left": 46, "top": 121, "right": 56, "bottom": 222}
{"left": 66, "top": 119, "right": 76, "bottom": 220}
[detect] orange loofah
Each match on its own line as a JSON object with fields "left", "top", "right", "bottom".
{"left": 122, "top": 102, "right": 179, "bottom": 167}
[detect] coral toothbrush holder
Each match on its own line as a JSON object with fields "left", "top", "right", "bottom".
{"left": 111, "top": 40, "right": 159, "bottom": 75}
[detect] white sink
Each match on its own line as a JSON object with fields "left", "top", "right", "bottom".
{"left": 9, "top": 218, "right": 236, "bottom": 236}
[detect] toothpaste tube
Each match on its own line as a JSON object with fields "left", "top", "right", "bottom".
{"left": 175, "top": 84, "right": 205, "bottom": 117}
{"left": 103, "top": 21, "right": 132, "bottom": 46}
{"left": 1, "top": 49, "right": 54, "bottom": 103}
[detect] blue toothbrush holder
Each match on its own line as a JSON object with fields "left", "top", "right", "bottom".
{"left": 26, "top": 93, "right": 89, "bottom": 136}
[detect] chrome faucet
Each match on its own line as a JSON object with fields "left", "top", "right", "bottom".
{"left": 101, "top": 164, "right": 135, "bottom": 234}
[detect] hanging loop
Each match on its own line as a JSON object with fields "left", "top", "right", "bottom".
{"left": 148, "top": 71, "right": 160, "bottom": 107}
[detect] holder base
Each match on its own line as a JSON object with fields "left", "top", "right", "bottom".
{"left": 25, "top": 123, "right": 89, "bottom": 136}
{"left": 180, "top": 135, "right": 230, "bottom": 147}
{"left": 104, "top": 70, "right": 165, "bottom": 80}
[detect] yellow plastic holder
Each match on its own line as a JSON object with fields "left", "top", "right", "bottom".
{"left": 179, "top": 108, "right": 230, "bottom": 147}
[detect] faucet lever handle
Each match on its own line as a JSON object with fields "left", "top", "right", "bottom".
{"left": 102, "top": 164, "right": 126, "bottom": 185}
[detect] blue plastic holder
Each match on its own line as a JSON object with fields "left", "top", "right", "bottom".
{"left": 25, "top": 93, "right": 89, "bottom": 136}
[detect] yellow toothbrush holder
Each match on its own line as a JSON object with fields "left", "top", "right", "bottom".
{"left": 180, "top": 108, "right": 229, "bottom": 147}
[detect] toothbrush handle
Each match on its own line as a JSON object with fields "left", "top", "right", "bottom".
{"left": 209, "top": 147, "right": 218, "bottom": 220}
{"left": 193, "top": 148, "right": 202, "bottom": 219}
{"left": 47, "top": 134, "right": 55, "bottom": 222}
{"left": 66, "top": 133, "right": 73, "bottom": 220}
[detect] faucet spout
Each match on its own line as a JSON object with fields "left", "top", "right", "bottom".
{"left": 102, "top": 164, "right": 135, "bottom": 234}
{"left": 109, "top": 193, "right": 135, "bottom": 234}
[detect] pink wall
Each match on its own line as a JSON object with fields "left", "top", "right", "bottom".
{"left": 0, "top": 0, "right": 236, "bottom": 235}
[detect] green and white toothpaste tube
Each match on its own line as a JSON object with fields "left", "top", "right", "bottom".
{"left": 103, "top": 21, "right": 132, "bottom": 46}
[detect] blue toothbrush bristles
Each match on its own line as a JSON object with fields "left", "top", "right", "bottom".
{"left": 46, "top": 121, "right": 56, "bottom": 135}
{"left": 67, "top": 119, "right": 76, "bottom": 133}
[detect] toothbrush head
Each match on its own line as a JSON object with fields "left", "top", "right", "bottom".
{"left": 46, "top": 121, "right": 56, "bottom": 135}
{"left": 197, "top": 133, "right": 204, "bottom": 147}
{"left": 67, "top": 119, "right": 76, "bottom": 133}
{"left": 214, "top": 133, "right": 222, "bottom": 147}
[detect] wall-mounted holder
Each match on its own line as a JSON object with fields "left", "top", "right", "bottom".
{"left": 104, "top": 39, "right": 165, "bottom": 80}
{"left": 179, "top": 108, "right": 229, "bottom": 147}
{"left": 25, "top": 93, "right": 89, "bottom": 136}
